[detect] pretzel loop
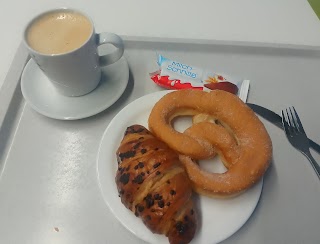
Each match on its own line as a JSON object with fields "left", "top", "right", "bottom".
{"left": 148, "top": 90, "right": 272, "bottom": 197}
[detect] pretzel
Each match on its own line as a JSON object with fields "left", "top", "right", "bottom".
{"left": 148, "top": 89, "right": 272, "bottom": 197}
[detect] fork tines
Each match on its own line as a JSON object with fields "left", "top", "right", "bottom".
{"left": 282, "top": 106, "right": 305, "bottom": 135}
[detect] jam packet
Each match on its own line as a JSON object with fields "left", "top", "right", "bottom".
{"left": 150, "top": 55, "right": 248, "bottom": 97}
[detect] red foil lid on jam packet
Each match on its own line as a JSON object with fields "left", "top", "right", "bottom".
{"left": 150, "top": 55, "right": 250, "bottom": 101}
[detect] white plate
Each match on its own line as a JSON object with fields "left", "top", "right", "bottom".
{"left": 21, "top": 57, "right": 129, "bottom": 120}
{"left": 97, "top": 90, "right": 263, "bottom": 244}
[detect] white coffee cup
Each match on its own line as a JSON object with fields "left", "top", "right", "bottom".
{"left": 23, "top": 8, "right": 124, "bottom": 96}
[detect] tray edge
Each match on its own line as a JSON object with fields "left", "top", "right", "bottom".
{"left": 121, "top": 35, "right": 320, "bottom": 52}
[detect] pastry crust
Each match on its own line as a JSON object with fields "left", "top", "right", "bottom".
{"left": 116, "top": 125, "right": 197, "bottom": 244}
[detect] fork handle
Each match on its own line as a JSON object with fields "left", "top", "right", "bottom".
{"left": 303, "top": 151, "right": 320, "bottom": 179}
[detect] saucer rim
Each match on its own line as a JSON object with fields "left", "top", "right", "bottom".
{"left": 21, "top": 57, "right": 129, "bottom": 120}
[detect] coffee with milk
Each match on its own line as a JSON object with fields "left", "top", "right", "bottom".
{"left": 26, "top": 11, "right": 92, "bottom": 55}
{"left": 23, "top": 8, "right": 124, "bottom": 96}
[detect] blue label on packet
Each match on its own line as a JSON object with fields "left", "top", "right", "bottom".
{"left": 157, "top": 55, "right": 203, "bottom": 83}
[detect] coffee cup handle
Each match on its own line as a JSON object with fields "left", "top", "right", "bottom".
{"left": 96, "top": 32, "right": 124, "bottom": 66}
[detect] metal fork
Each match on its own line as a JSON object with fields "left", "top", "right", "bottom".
{"left": 282, "top": 107, "right": 320, "bottom": 179}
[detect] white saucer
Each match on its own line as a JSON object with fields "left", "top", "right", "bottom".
{"left": 21, "top": 57, "right": 129, "bottom": 120}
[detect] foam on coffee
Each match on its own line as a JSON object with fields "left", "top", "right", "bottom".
{"left": 26, "top": 11, "right": 92, "bottom": 55}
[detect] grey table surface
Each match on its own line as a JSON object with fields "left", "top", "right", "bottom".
{"left": 0, "top": 38, "right": 320, "bottom": 244}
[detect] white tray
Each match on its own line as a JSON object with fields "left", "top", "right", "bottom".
{"left": 0, "top": 37, "right": 320, "bottom": 244}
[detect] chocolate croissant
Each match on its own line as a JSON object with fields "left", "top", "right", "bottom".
{"left": 116, "top": 125, "right": 197, "bottom": 244}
